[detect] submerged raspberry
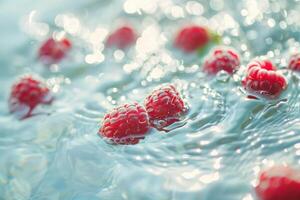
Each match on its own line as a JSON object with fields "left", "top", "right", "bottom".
{"left": 106, "top": 26, "right": 137, "bottom": 49}
{"left": 203, "top": 48, "right": 240, "bottom": 74}
{"left": 288, "top": 53, "right": 300, "bottom": 71}
{"left": 145, "top": 85, "right": 186, "bottom": 128}
{"left": 174, "top": 25, "right": 210, "bottom": 53}
{"left": 242, "top": 60, "right": 287, "bottom": 99}
{"left": 9, "top": 75, "right": 53, "bottom": 119}
{"left": 248, "top": 60, "right": 276, "bottom": 71}
{"left": 38, "top": 37, "right": 72, "bottom": 64}
{"left": 255, "top": 165, "right": 300, "bottom": 200}
{"left": 99, "top": 103, "right": 149, "bottom": 145}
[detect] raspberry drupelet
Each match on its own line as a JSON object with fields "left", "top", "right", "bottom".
{"left": 106, "top": 26, "right": 137, "bottom": 49}
{"left": 174, "top": 25, "right": 210, "bottom": 53}
{"left": 203, "top": 48, "right": 240, "bottom": 74}
{"left": 99, "top": 103, "right": 149, "bottom": 145}
{"left": 255, "top": 165, "right": 300, "bottom": 200}
{"left": 144, "top": 85, "right": 186, "bottom": 129}
{"left": 288, "top": 53, "right": 300, "bottom": 71}
{"left": 242, "top": 60, "right": 287, "bottom": 99}
{"left": 9, "top": 75, "right": 53, "bottom": 119}
{"left": 38, "top": 37, "right": 72, "bottom": 64}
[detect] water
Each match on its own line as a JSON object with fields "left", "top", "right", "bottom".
{"left": 1, "top": 0, "right": 300, "bottom": 199}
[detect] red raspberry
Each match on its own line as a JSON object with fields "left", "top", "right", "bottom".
{"left": 255, "top": 165, "right": 300, "bottom": 200}
{"left": 9, "top": 76, "right": 53, "bottom": 119}
{"left": 242, "top": 60, "right": 287, "bottom": 99}
{"left": 144, "top": 85, "right": 185, "bottom": 128}
{"left": 174, "top": 25, "right": 210, "bottom": 53}
{"left": 99, "top": 103, "right": 149, "bottom": 145}
{"left": 288, "top": 53, "right": 300, "bottom": 71}
{"left": 38, "top": 37, "right": 72, "bottom": 64}
{"left": 203, "top": 48, "right": 240, "bottom": 74}
{"left": 106, "top": 26, "right": 137, "bottom": 49}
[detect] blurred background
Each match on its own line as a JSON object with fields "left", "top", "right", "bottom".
{"left": 1, "top": 0, "right": 300, "bottom": 77}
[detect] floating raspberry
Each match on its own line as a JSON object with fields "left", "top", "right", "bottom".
{"left": 9, "top": 75, "right": 53, "bottom": 119}
{"left": 174, "top": 25, "right": 210, "bottom": 53}
{"left": 106, "top": 26, "right": 137, "bottom": 49}
{"left": 144, "top": 85, "right": 185, "bottom": 128}
{"left": 203, "top": 48, "right": 240, "bottom": 74}
{"left": 288, "top": 53, "right": 300, "bottom": 71}
{"left": 99, "top": 103, "right": 149, "bottom": 145}
{"left": 38, "top": 37, "right": 72, "bottom": 64}
{"left": 242, "top": 60, "right": 287, "bottom": 99}
{"left": 255, "top": 165, "right": 300, "bottom": 200}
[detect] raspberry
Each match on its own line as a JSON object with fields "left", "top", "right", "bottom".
{"left": 99, "top": 103, "right": 149, "bottom": 145}
{"left": 255, "top": 165, "right": 300, "bottom": 200}
{"left": 174, "top": 25, "right": 210, "bottom": 53}
{"left": 144, "top": 85, "right": 185, "bottom": 128}
{"left": 203, "top": 48, "right": 240, "bottom": 74}
{"left": 242, "top": 60, "right": 287, "bottom": 99}
{"left": 9, "top": 76, "right": 53, "bottom": 119}
{"left": 38, "top": 37, "right": 72, "bottom": 64}
{"left": 288, "top": 53, "right": 300, "bottom": 71}
{"left": 106, "top": 26, "right": 137, "bottom": 49}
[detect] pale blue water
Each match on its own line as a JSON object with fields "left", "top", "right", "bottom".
{"left": 0, "top": 0, "right": 300, "bottom": 200}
